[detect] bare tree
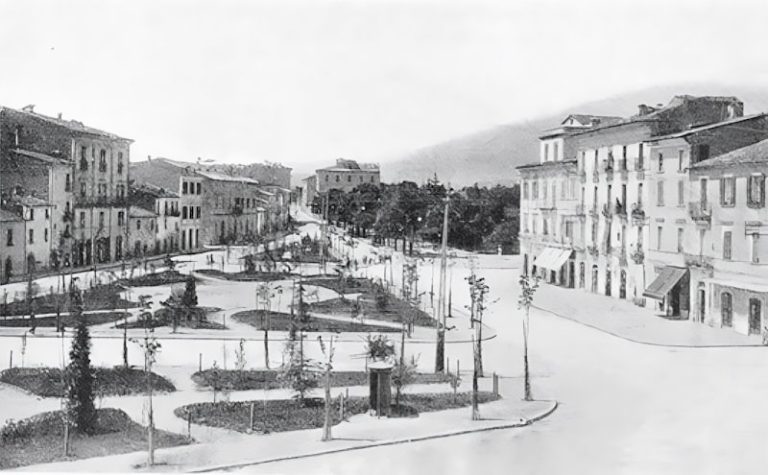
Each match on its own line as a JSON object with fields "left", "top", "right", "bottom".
{"left": 517, "top": 273, "right": 539, "bottom": 401}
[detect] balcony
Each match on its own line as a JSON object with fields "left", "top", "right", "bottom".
{"left": 231, "top": 204, "right": 244, "bottom": 216}
{"left": 604, "top": 163, "right": 614, "bottom": 180}
{"left": 538, "top": 199, "right": 556, "bottom": 211}
{"left": 589, "top": 206, "right": 599, "bottom": 218}
{"left": 76, "top": 196, "right": 128, "bottom": 208}
{"left": 63, "top": 209, "right": 74, "bottom": 222}
{"left": 592, "top": 170, "right": 600, "bottom": 183}
{"left": 587, "top": 244, "right": 599, "bottom": 258}
{"left": 630, "top": 246, "right": 644, "bottom": 265}
{"left": 688, "top": 202, "right": 712, "bottom": 228}
{"left": 601, "top": 203, "right": 613, "bottom": 219}
{"left": 684, "top": 253, "right": 714, "bottom": 271}
{"left": 630, "top": 202, "right": 645, "bottom": 225}
{"left": 615, "top": 202, "right": 628, "bottom": 220}
{"left": 619, "top": 251, "right": 628, "bottom": 267}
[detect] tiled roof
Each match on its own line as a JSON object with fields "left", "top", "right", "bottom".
{"left": 691, "top": 138, "right": 768, "bottom": 170}
{"left": 150, "top": 158, "right": 261, "bottom": 184}
{"left": 128, "top": 206, "right": 158, "bottom": 218}
{"left": 10, "top": 148, "right": 70, "bottom": 166}
{"left": 516, "top": 159, "right": 578, "bottom": 170}
{"left": 1, "top": 106, "right": 131, "bottom": 142}
{"left": 0, "top": 209, "right": 22, "bottom": 222}
{"left": 650, "top": 113, "right": 768, "bottom": 141}
{"left": 130, "top": 183, "right": 179, "bottom": 198}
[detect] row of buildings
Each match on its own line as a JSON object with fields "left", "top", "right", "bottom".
{"left": 0, "top": 105, "right": 291, "bottom": 283}
{"left": 519, "top": 95, "right": 768, "bottom": 337}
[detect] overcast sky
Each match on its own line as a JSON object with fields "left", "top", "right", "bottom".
{"left": 1, "top": 0, "right": 767, "bottom": 173}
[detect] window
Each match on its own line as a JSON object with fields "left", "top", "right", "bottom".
{"left": 677, "top": 228, "right": 684, "bottom": 253}
{"left": 560, "top": 179, "right": 566, "bottom": 200}
{"left": 65, "top": 174, "right": 71, "bottom": 192}
{"left": 150, "top": 220, "right": 154, "bottom": 231}
{"left": 325, "top": 175, "right": 329, "bottom": 182}
{"left": 553, "top": 142, "right": 559, "bottom": 161}
{"left": 523, "top": 182, "right": 529, "bottom": 199}
{"left": 79, "top": 212, "right": 86, "bottom": 227}
{"left": 137, "top": 220, "right": 142, "bottom": 230}
{"left": 722, "top": 292, "right": 733, "bottom": 327}
{"left": 720, "top": 177, "right": 736, "bottom": 207}
{"left": 638, "top": 143, "right": 644, "bottom": 169}
{"left": 657, "top": 226, "right": 663, "bottom": 250}
{"left": 543, "top": 219, "right": 549, "bottom": 235}
{"left": 678, "top": 150, "right": 684, "bottom": 171}
{"left": 98, "top": 211, "right": 105, "bottom": 228}
{"left": 80, "top": 146, "right": 88, "bottom": 170}
{"left": 99, "top": 149, "right": 107, "bottom": 172}
{"left": 6, "top": 229, "right": 13, "bottom": 246}
{"left": 196, "top": 206, "right": 201, "bottom": 219}
{"left": 752, "top": 234, "right": 761, "bottom": 264}
{"left": 544, "top": 143, "right": 549, "bottom": 161}
{"left": 591, "top": 221, "right": 598, "bottom": 243}
{"left": 638, "top": 183, "right": 643, "bottom": 206}
{"left": 747, "top": 174, "right": 765, "bottom": 208}
{"left": 117, "top": 211, "right": 124, "bottom": 226}
{"left": 532, "top": 181, "right": 539, "bottom": 199}
{"left": 44, "top": 229, "right": 48, "bottom": 242}
{"left": 370, "top": 176, "right": 375, "bottom": 183}
{"left": 593, "top": 186, "right": 598, "bottom": 208}
{"left": 723, "top": 231, "right": 732, "bottom": 260}
{"left": 117, "top": 152, "right": 124, "bottom": 174}
{"left": 657, "top": 153, "right": 664, "bottom": 172}
{"left": 347, "top": 175, "right": 352, "bottom": 182}
{"left": 678, "top": 180, "right": 685, "bottom": 206}
{"left": 29, "top": 208, "right": 34, "bottom": 221}
{"left": 80, "top": 182, "right": 86, "bottom": 197}
{"left": 182, "top": 182, "right": 188, "bottom": 194}
{"left": 594, "top": 149, "right": 599, "bottom": 171}
{"left": 182, "top": 206, "right": 188, "bottom": 219}
{"left": 621, "top": 145, "right": 627, "bottom": 170}
{"left": 637, "top": 226, "right": 643, "bottom": 246}
{"left": 657, "top": 181, "right": 664, "bottom": 206}
{"left": 336, "top": 175, "right": 340, "bottom": 182}
{"left": 196, "top": 183, "right": 201, "bottom": 194}
{"left": 543, "top": 181, "right": 548, "bottom": 200}
{"left": 28, "top": 229, "right": 34, "bottom": 244}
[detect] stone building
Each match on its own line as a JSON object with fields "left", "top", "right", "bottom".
{"left": 0, "top": 209, "right": 24, "bottom": 283}
{"left": 0, "top": 105, "right": 132, "bottom": 271}
{"left": 302, "top": 158, "right": 380, "bottom": 206}
{"left": 128, "top": 206, "right": 159, "bottom": 258}
{"left": 129, "top": 183, "right": 181, "bottom": 254}
{"left": 131, "top": 158, "right": 273, "bottom": 249}
{"left": 519, "top": 95, "right": 750, "bottom": 309}
{"left": 687, "top": 139, "right": 768, "bottom": 335}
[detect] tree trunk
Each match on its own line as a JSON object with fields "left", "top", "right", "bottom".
{"left": 322, "top": 367, "right": 332, "bottom": 441}
{"left": 147, "top": 357, "right": 155, "bottom": 466}
{"left": 264, "top": 329, "right": 270, "bottom": 369}
{"left": 472, "top": 336, "right": 479, "bottom": 420}
{"left": 523, "top": 310, "right": 532, "bottom": 401}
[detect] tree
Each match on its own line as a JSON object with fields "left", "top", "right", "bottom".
{"left": 280, "top": 332, "right": 320, "bottom": 406}
{"left": 318, "top": 335, "right": 336, "bottom": 441}
{"left": 466, "top": 273, "right": 489, "bottom": 378}
{"left": 132, "top": 299, "right": 161, "bottom": 467}
{"left": 65, "top": 283, "right": 96, "bottom": 434}
{"left": 256, "top": 283, "right": 274, "bottom": 369}
{"left": 164, "top": 254, "right": 176, "bottom": 273}
{"left": 234, "top": 339, "right": 247, "bottom": 383}
{"left": 182, "top": 275, "right": 198, "bottom": 308}
{"left": 518, "top": 273, "right": 539, "bottom": 401}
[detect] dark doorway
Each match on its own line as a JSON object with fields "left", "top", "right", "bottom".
{"left": 579, "top": 262, "right": 585, "bottom": 289}
{"left": 591, "top": 265, "right": 598, "bottom": 293}
{"left": 698, "top": 289, "right": 706, "bottom": 323}
{"left": 568, "top": 261, "right": 575, "bottom": 288}
{"left": 605, "top": 269, "right": 612, "bottom": 296}
{"left": 523, "top": 254, "right": 529, "bottom": 276}
{"left": 721, "top": 292, "right": 733, "bottom": 327}
{"left": 619, "top": 270, "right": 627, "bottom": 299}
{"left": 749, "top": 298, "right": 762, "bottom": 334}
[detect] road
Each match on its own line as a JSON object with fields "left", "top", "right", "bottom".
{"left": 240, "top": 255, "right": 768, "bottom": 474}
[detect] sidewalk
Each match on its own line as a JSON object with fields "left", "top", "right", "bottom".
{"left": 15, "top": 375, "right": 557, "bottom": 473}
{"left": 532, "top": 278, "right": 763, "bottom": 347}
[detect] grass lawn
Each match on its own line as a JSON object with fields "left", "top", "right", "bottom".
{"left": 308, "top": 297, "right": 434, "bottom": 327}
{"left": 197, "top": 269, "right": 292, "bottom": 282}
{"left": 0, "top": 283, "right": 137, "bottom": 318}
{"left": 0, "top": 367, "right": 176, "bottom": 398}
{"left": 175, "top": 391, "right": 500, "bottom": 434}
{"left": 191, "top": 369, "right": 453, "bottom": 391}
{"left": 0, "top": 311, "right": 129, "bottom": 328}
{"left": 0, "top": 408, "right": 190, "bottom": 470}
{"left": 231, "top": 310, "right": 399, "bottom": 333}
{"left": 300, "top": 276, "right": 376, "bottom": 294}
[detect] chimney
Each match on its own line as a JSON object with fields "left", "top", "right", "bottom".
{"left": 21, "top": 104, "right": 35, "bottom": 113}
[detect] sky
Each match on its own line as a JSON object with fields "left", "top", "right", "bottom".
{"left": 1, "top": 0, "right": 768, "bottom": 175}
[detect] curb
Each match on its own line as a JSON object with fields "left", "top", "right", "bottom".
{"left": 532, "top": 304, "right": 767, "bottom": 349}
{"left": 190, "top": 400, "right": 558, "bottom": 473}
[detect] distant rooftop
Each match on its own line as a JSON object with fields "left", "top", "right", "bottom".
{"left": 130, "top": 182, "right": 179, "bottom": 199}
{"left": 649, "top": 113, "right": 768, "bottom": 141}
{"left": 1, "top": 105, "right": 132, "bottom": 142}
{"left": 691, "top": 138, "right": 768, "bottom": 170}
{"left": 318, "top": 158, "right": 380, "bottom": 172}
{"left": 143, "top": 158, "right": 261, "bottom": 184}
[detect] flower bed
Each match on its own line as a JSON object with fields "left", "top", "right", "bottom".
{"left": 0, "top": 408, "right": 190, "bottom": 469}
{"left": 0, "top": 311, "right": 129, "bottom": 328}
{"left": 118, "top": 270, "right": 189, "bottom": 287}
{"left": 0, "top": 283, "right": 136, "bottom": 318}
{"left": 175, "top": 391, "right": 500, "bottom": 433}
{"left": 0, "top": 367, "right": 176, "bottom": 398}
{"left": 191, "top": 369, "right": 452, "bottom": 391}
{"left": 231, "top": 310, "right": 398, "bottom": 333}
{"left": 196, "top": 269, "right": 291, "bottom": 282}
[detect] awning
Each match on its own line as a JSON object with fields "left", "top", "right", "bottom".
{"left": 643, "top": 267, "right": 687, "bottom": 300}
{"left": 533, "top": 247, "right": 572, "bottom": 270}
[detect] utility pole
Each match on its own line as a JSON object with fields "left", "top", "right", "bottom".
{"left": 434, "top": 197, "right": 449, "bottom": 373}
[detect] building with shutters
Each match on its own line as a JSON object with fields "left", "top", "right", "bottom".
{"left": 302, "top": 158, "right": 380, "bottom": 207}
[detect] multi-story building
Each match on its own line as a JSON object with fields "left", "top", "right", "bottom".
{"left": 686, "top": 139, "right": 768, "bottom": 335}
{"left": 302, "top": 158, "right": 380, "bottom": 206}
{"left": 0, "top": 209, "right": 24, "bottom": 283}
{"left": 0, "top": 105, "right": 133, "bottom": 271}
{"left": 129, "top": 183, "right": 181, "bottom": 254}
{"left": 128, "top": 206, "right": 159, "bottom": 258}
{"left": 643, "top": 113, "right": 768, "bottom": 318}
{"left": 519, "top": 95, "right": 749, "bottom": 309}
{"left": 131, "top": 158, "right": 272, "bottom": 249}
{"left": 8, "top": 195, "right": 54, "bottom": 271}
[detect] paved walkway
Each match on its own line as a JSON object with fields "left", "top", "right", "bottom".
{"left": 532, "top": 278, "right": 762, "bottom": 347}
{"left": 13, "top": 374, "right": 556, "bottom": 473}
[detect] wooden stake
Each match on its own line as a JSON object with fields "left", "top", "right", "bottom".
{"left": 198, "top": 353, "right": 202, "bottom": 372}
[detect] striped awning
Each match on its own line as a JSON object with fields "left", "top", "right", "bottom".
{"left": 643, "top": 267, "right": 687, "bottom": 300}
{"left": 533, "top": 247, "right": 572, "bottom": 271}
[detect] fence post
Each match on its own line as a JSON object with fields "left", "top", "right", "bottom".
{"left": 249, "top": 403, "right": 255, "bottom": 433}
{"left": 9, "top": 350, "right": 12, "bottom": 369}
{"left": 493, "top": 372, "right": 499, "bottom": 397}
{"left": 198, "top": 353, "right": 202, "bottom": 373}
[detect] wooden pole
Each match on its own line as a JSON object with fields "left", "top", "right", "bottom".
{"left": 199, "top": 353, "right": 202, "bottom": 373}
{"left": 434, "top": 199, "right": 449, "bottom": 373}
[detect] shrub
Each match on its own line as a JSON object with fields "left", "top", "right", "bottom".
{"left": 0, "top": 419, "right": 32, "bottom": 445}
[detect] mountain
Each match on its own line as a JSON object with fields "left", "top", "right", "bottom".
{"left": 382, "top": 83, "right": 768, "bottom": 187}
